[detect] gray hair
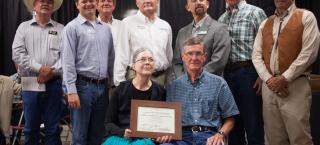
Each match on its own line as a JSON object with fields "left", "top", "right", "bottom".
{"left": 182, "top": 36, "right": 206, "bottom": 54}
{"left": 132, "top": 48, "right": 154, "bottom": 62}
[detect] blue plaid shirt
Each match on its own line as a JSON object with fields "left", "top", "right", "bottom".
{"left": 166, "top": 71, "right": 239, "bottom": 128}
{"left": 218, "top": 1, "right": 267, "bottom": 63}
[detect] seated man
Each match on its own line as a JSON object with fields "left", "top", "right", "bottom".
{"left": 163, "top": 37, "right": 239, "bottom": 145}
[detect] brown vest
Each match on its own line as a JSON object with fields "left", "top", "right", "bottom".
{"left": 262, "top": 9, "right": 304, "bottom": 74}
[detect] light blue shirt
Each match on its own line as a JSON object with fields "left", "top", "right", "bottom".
{"left": 62, "top": 14, "right": 114, "bottom": 94}
{"left": 166, "top": 71, "right": 239, "bottom": 128}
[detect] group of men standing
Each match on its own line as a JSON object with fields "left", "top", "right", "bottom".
{"left": 10, "top": 0, "right": 320, "bottom": 145}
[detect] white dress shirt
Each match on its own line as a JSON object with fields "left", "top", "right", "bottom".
{"left": 252, "top": 4, "right": 320, "bottom": 82}
{"left": 114, "top": 11, "right": 173, "bottom": 86}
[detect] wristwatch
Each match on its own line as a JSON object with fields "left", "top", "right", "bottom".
{"left": 218, "top": 130, "right": 226, "bottom": 137}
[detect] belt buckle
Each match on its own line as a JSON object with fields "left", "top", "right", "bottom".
{"left": 88, "top": 78, "right": 93, "bottom": 84}
{"left": 191, "top": 126, "right": 202, "bottom": 132}
{"left": 96, "top": 79, "right": 100, "bottom": 84}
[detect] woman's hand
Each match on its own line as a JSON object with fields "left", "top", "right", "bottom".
{"left": 124, "top": 129, "right": 132, "bottom": 138}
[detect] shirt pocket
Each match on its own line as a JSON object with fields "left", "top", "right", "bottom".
{"left": 201, "top": 98, "right": 218, "bottom": 119}
{"left": 231, "top": 18, "right": 255, "bottom": 41}
{"left": 49, "top": 34, "right": 60, "bottom": 59}
{"left": 154, "top": 28, "right": 169, "bottom": 49}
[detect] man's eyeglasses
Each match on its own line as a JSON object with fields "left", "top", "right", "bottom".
{"left": 135, "top": 57, "right": 154, "bottom": 63}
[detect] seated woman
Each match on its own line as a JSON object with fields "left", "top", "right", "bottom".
{"left": 103, "top": 48, "right": 171, "bottom": 145}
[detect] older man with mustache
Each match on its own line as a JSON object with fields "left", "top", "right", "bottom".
{"left": 252, "top": 0, "right": 320, "bottom": 145}
{"left": 114, "top": 0, "right": 173, "bottom": 86}
{"left": 172, "top": 0, "right": 231, "bottom": 79}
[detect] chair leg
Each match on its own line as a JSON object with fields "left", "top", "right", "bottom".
{"left": 12, "top": 111, "right": 24, "bottom": 145}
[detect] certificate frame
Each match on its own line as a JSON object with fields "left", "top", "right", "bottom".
{"left": 130, "top": 99, "right": 182, "bottom": 140}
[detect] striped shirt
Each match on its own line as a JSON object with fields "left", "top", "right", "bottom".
{"left": 218, "top": 1, "right": 266, "bottom": 63}
{"left": 61, "top": 14, "right": 115, "bottom": 94}
{"left": 12, "top": 18, "right": 64, "bottom": 76}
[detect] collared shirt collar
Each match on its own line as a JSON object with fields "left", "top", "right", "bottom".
{"left": 76, "top": 14, "right": 102, "bottom": 25}
{"left": 137, "top": 10, "right": 158, "bottom": 24}
{"left": 97, "top": 15, "right": 114, "bottom": 24}
{"left": 30, "top": 16, "right": 54, "bottom": 26}
{"left": 186, "top": 70, "right": 206, "bottom": 85}
{"left": 275, "top": 3, "right": 296, "bottom": 18}
{"left": 227, "top": 0, "right": 246, "bottom": 12}
{"left": 193, "top": 14, "right": 209, "bottom": 28}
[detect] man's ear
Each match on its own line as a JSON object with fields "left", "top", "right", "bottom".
{"left": 206, "top": 0, "right": 210, "bottom": 9}
{"left": 181, "top": 52, "right": 187, "bottom": 62}
{"left": 185, "top": 3, "right": 191, "bottom": 12}
{"left": 203, "top": 53, "right": 208, "bottom": 60}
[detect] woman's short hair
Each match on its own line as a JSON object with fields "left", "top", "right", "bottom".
{"left": 132, "top": 48, "right": 154, "bottom": 63}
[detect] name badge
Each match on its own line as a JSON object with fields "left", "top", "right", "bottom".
{"left": 197, "top": 31, "right": 207, "bottom": 35}
{"left": 137, "top": 25, "right": 146, "bottom": 29}
{"left": 48, "top": 30, "right": 58, "bottom": 35}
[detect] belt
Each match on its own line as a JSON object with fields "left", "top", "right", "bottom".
{"left": 226, "top": 60, "right": 253, "bottom": 70}
{"left": 77, "top": 75, "right": 107, "bottom": 85}
{"left": 183, "top": 125, "right": 217, "bottom": 133}
{"left": 48, "top": 75, "right": 61, "bottom": 81}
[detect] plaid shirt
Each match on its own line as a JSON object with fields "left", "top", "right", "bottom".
{"left": 218, "top": 1, "right": 266, "bottom": 63}
{"left": 166, "top": 71, "right": 239, "bottom": 128}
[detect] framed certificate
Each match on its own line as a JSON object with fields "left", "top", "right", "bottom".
{"left": 130, "top": 99, "right": 182, "bottom": 140}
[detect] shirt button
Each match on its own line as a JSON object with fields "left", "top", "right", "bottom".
{"left": 195, "top": 120, "right": 198, "bottom": 123}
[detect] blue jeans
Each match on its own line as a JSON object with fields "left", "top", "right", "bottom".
{"left": 71, "top": 79, "right": 108, "bottom": 145}
{"left": 22, "top": 79, "right": 63, "bottom": 145}
{"left": 224, "top": 66, "right": 264, "bottom": 145}
{"left": 161, "top": 130, "right": 218, "bottom": 145}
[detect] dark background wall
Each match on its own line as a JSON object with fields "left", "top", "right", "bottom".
{"left": 1, "top": 0, "right": 319, "bottom": 75}
{"left": 0, "top": 0, "right": 319, "bottom": 144}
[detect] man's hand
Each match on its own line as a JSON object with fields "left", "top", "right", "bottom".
{"left": 206, "top": 133, "right": 224, "bottom": 145}
{"left": 253, "top": 77, "right": 262, "bottom": 96}
{"left": 68, "top": 93, "right": 81, "bottom": 109}
{"left": 154, "top": 135, "right": 172, "bottom": 144}
{"left": 276, "top": 87, "right": 289, "bottom": 97}
{"left": 266, "top": 75, "right": 289, "bottom": 97}
{"left": 38, "top": 65, "right": 55, "bottom": 83}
